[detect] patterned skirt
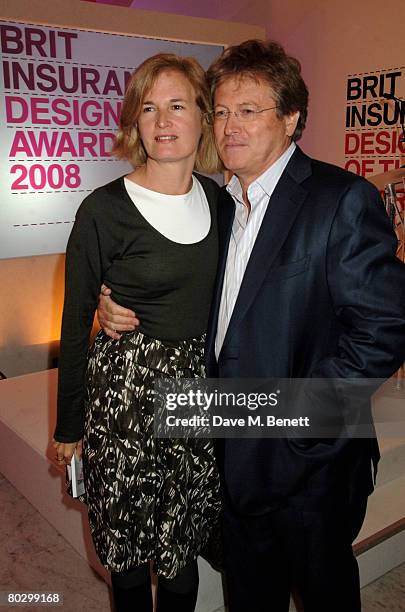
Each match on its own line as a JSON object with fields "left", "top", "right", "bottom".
{"left": 82, "top": 329, "right": 221, "bottom": 579}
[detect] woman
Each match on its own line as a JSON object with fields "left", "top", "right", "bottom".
{"left": 52, "top": 53, "right": 221, "bottom": 612}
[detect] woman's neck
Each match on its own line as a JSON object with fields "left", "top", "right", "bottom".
{"left": 127, "top": 160, "right": 195, "bottom": 195}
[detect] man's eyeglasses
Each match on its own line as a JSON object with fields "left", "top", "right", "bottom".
{"left": 209, "top": 106, "right": 279, "bottom": 123}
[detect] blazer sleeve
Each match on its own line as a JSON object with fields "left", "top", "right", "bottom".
{"left": 311, "top": 178, "right": 405, "bottom": 380}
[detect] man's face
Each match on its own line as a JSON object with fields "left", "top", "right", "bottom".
{"left": 213, "top": 75, "right": 299, "bottom": 187}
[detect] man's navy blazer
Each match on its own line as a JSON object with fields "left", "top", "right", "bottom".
{"left": 205, "top": 146, "right": 405, "bottom": 515}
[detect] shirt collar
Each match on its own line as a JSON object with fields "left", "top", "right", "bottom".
{"left": 226, "top": 142, "right": 296, "bottom": 206}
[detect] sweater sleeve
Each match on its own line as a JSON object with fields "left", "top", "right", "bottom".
{"left": 54, "top": 196, "right": 104, "bottom": 443}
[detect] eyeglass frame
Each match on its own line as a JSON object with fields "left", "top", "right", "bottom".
{"left": 207, "top": 105, "right": 280, "bottom": 123}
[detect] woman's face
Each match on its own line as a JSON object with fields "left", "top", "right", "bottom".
{"left": 137, "top": 69, "right": 203, "bottom": 167}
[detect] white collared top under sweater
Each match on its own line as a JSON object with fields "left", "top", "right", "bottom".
{"left": 124, "top": 175, "right": 210, "bottom": 244}
{"left": 215, "top": 142, "right": 296, "bottom": 359}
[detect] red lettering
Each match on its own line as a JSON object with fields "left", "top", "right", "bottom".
{"left": 25, "top": 28, "right": 48, "bottom": 57}
{"left": 375, "top": 131, "right": 391, "bottom": 155}
{"left": 80, "top": 68, "right": 100, "bottom": 94}
{"left": 361, "top": 159, "right": 375, "bottom": 176}
{"left": 100, "top": 133, "right": 115, "bottom": 156}
{"left": 345, "top": 134, "right": 359, "bottom": 154}
{"left": 344, "top": 159, "right": 375, "bottom": 177}
{"left": 0, "top": 25, "right": 23, "bottom": 54}
{"left": 5, "top": 96, "right": 28, "bottom": 123}
{"left": 78, "top": 133, "right": 97, "bottom": 156}
{"left": 378, "top": 159, "right": 402, "bottom": 172}
{"left": 0, "top": 26, "right": 78, "bottom": 59}
{"left": 56, "top": 133, "right": 77, "bottom": 156}
{"left": 362, "top": 133, "right": 375, "bottom": 154}
{"left": 345, "top": 159, "right": 361, "bottom": 175}
{"left": 31, "top": 98, "right": 51, "bottom": 124}
{"left": 103, "top": 71, "right": 122, "bottom": 95}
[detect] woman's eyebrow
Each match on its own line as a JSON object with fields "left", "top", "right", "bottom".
{"left": 142, "top": 97, "right": 188, "bottom": 104}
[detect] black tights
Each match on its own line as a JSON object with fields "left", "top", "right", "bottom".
{"left": 111, "top": 560, "right": 199, "bottom": 612}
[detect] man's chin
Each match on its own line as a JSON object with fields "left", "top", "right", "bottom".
{"left": 219, "top": 156, "right": 246, "bottom": 175}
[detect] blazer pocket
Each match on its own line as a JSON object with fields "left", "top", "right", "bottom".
{"left": 266, "top": 255, "right": 310, "bottom": 282}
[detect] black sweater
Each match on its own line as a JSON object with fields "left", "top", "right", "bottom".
{"left": 54, "top": 174, "right": 219, "bottom": 442}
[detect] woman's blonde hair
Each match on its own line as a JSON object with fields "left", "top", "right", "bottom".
{"left": 113, "top": 53, "right": 220, "bottom": 173}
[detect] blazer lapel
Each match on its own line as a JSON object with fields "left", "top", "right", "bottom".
{"left": 221, "top": 148, "right": 311, "bottom": 351}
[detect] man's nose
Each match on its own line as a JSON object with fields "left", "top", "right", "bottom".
{"left": 224, "top": 112, "right": 241, "bottom": 134}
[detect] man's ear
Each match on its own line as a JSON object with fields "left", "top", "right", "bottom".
{"left": 285, "top": 111, "right": 300, "bottom": 138}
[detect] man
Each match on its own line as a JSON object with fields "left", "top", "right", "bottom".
{"left": 98, "top": 40, "right": 405, "bottom": 611}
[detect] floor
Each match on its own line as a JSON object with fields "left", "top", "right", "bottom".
{"left": 1, "top": 471, "right": 404, "bottom": 612}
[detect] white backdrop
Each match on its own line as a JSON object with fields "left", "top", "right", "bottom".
{"left": 0, "top": 21, "right": 223, "bottom": 259}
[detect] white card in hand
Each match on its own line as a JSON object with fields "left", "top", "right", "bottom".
{"left": 66, "top": 451, "right": 85, "bottom": 497}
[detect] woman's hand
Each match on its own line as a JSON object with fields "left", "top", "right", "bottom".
{"left": 52, "top": 438, "right": 83, "bottom": 465}
{"left": 97, "top": 284, "right": 140, "bottom": 340}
